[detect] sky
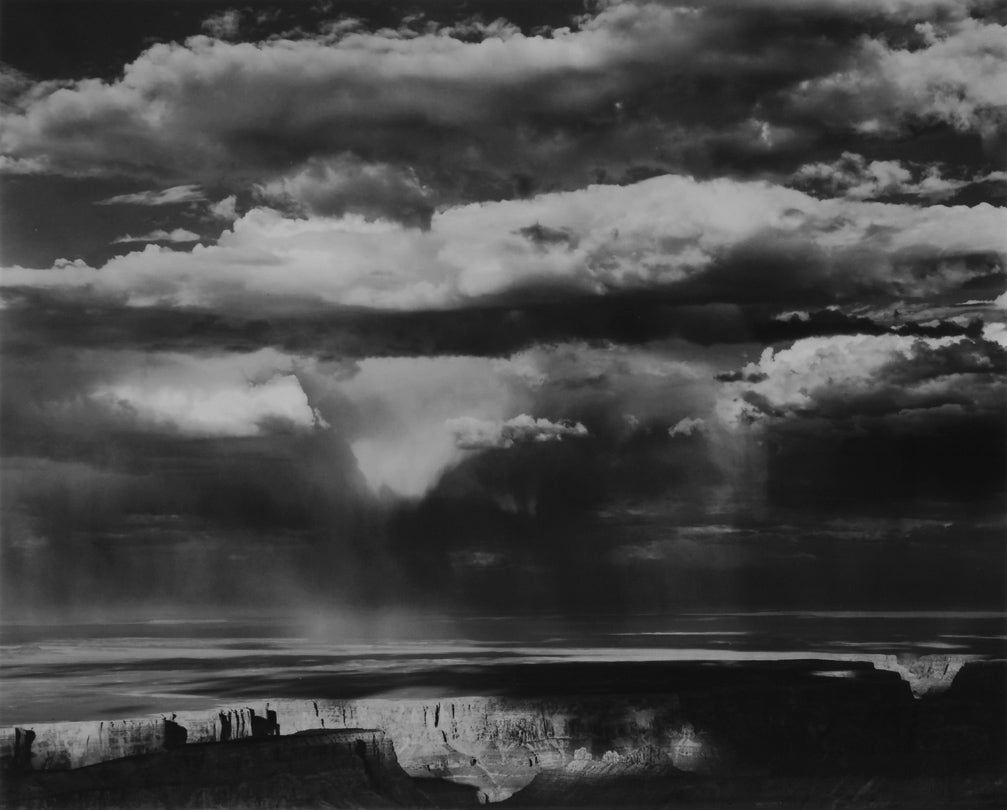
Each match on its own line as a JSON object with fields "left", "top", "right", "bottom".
{"left": 1, "top": 0, "right": 1005, "bottom": 622}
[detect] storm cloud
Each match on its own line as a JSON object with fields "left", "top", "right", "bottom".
{"left": 1, "top": 0, "right": 1004, "bottom": 619}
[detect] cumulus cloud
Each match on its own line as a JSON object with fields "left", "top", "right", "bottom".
{"left": 4, "top": 174, "right": 1003, "bottom": 311}
{"left": 95, "top": 185, "right": 206, "bottom": 206}
{"left": 256, "top": 155, "right": 434, "bottom": 228}
{"left": 112, "top": 228, "right": 201, "bottom": 244}
{"left": 4, "top": 1, "right": 1002, "bottom": 189}
{"left": 792, "top": 153, "right": 971, "bottom": 200}
{"left": 716, "top": 332, "right": 1006, "bottom": 426}
{"left": 93, "top": 373, "right": 318, "bottom": 436}
{"left": 0, "top": 7, "right": 659, "bottom": 179}
{"left": 448, "top": 414, "right": 588, "bottom": 450}
{"left": 209, "top": 195, "right": 238, "bottom": 221}
{"left": 5, "top": 0, "right": 1006, "bottom": 619}
{"left": 201, "top": 9, "right": 243, "bottom": 40}
{"left": 86, "top": 350, "right": 322, "bottom": 437}
{"left": 668, "top": 416, "right": 706, "bottom": 438}
{"left": 982, "top": 321, "right": 1007, "bottom": 348}
{"left": 784, "top": 18, "right": 1007, "bottom": 138}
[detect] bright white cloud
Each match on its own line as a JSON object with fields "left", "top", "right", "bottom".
{"left": 715, "top": 333, "right": 1003, "bottom": 426}
{"left": 322, "top": 355, "right": 521, "bottom": 497}
{"left": 4, "top": 174, "right": 1002, "bottom": 311}
{"left": 209, "top": 195, "right": 238, "bottom": 221}
{"left": 88, "top": 351, "right": 320, "bottom": 437}
{"left": 982, "top": 321, "right": 1007, "bottom": 348}
{"left": 787, "top": 18, "right": 1007, "bottom": 135}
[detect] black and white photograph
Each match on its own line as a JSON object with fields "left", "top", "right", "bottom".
{"left": 0, "top": 0, "right": 1005, "bottom": 807}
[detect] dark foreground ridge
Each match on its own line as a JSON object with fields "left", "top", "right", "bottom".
{"left": 1, "top": 728, "right": 465, "bottom": 809}
{"left": 2, "top": 660, "right": 1005, "bottom": 809}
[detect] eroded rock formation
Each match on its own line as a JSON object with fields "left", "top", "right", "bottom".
{"left": 873, "top": 654, "right": 970, "bottom": 698}
{"left": 1, "top": 729, "right": 439, "bottom": 810}
{"left": 2, "top": 658, "right": 1003, "bottom": 807}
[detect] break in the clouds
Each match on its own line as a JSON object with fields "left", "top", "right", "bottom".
{"left": 1, "top": 0, "right": 1004, "bottom": 618}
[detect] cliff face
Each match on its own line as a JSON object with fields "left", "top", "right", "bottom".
{"left": 267, "top": 697, "right": 716, "bottom": 801}
{"left": 3, "top": 659, "right": 1003, "bottom": 806}
{"left": 873, "top": 654, "right": 969, "bottom": 698}
{"left": 0, "top": 706, "right": 273, "bottom": 771}
{"left": 1, "top": 729, "right": 436, "bottom": 810}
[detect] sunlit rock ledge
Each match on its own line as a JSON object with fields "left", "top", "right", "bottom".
{"left": 872, "top": 653, "right": 973, "bottom": 698}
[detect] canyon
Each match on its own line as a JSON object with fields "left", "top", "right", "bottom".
{"left": 2, "top": 656, "right": 1004, "bottom": 808}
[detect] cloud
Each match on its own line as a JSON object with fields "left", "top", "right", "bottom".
{"left": 296, "top": 341, "right": 715, "bottom": 500}
{"left": 792, "top": 152, "right": 970, "bottom": 200}
{"left": 716, "top": 332, "right": 1006, "bottom": 426}
{"left": 209, "top": 195, "right": 238, "bottom": 221}
{"left": 981, "top": 321, "right": 1007, "bottom": 348}
{"left": 310, "top": 355, "right": 520, "bottom": 497}
{"left": 783, "top": 18, "right": 1007, "bottom": 138}
{"left": 4, "top": 174, "right": 1003, "bottom": 312}
{"left": 202, "top": 9, "right": 243, "bottom": 40}
{"left": 112, "top": 228, "right": 201, "bottom": 244}
{"left": 92, "top": 373, "right": 320, "bottom": 437}
{"left": 0, "top": 345, "right": 323, "bottom": 439}
{"left": 95, "top": 185, "right": 206, "bottom": 206}
{"left": 84, "top": 350, "right": 323, "bottom": 437}
{"left": 448, "top": 414, "right": 588, "bottom": 449}
{"left": 668, "top": 416, "right": 706, "bottom": 438}
{"left": 4, "top": 1, "right": 1002, "bottom": 191}
{"left": 256, "top": 155, "right": 434, "bottom": 228}
{"left": 0, "top": 155, "right": 50, "bottom": 174}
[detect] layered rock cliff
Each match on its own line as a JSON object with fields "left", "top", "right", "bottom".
{"left": 1, "top": 728, "right": 441, "bottom": 809}
{"left": 3, "top": 658, "right": 1003, "bottom": 807}
{"left": 873, "top": 653, "right": 970, "bottom": 698}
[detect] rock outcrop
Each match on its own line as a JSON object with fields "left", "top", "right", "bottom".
{"left": 873, "top": 654, "right": 970, "bottom": 698}
{"left": 1, "top": 728, "right": 440, "bottom": 809}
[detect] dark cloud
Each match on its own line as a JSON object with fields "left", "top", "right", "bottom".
{"left": 3, "top": 1, "right": 1003, "bottom": 207}
{"left": 515, "top": 223, "right": 578, "bottom": 249}
{"left": 1, "top": 0, "right": 1005, "bottom": 620}
{"left": 4, "top": 282, "right": 1003, "bottom": 368}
